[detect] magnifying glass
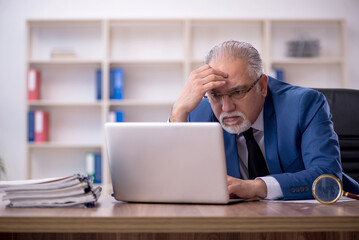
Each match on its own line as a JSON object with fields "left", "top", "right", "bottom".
{"left": 312, "top": 174, "right": 359, "bottom": 204}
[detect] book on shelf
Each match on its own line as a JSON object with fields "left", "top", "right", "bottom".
{"left": 0, "top": 174, "right": 102, "bottom": 208}
{"left": 108, "top": 110, "right": 124, "bottom": 122}
{"left": 94, "top": 153, "right": 102, "bottom": 184}
{"left": 96, "top": 69, "right": 102, "bottom": 100}
{"left": 28, "top": 111, "right": 35, "bottom": 142}
{"left": 34, "top": 110, "right": 49, "bottom": 142}
{"left": 109, "top": 68, "right": 124, "bottom": 100}
{"left": 85, "top": 152, "right": 102, "bottom": 184}
{"left": 273, "top": 68, "right": 285, "bottom": 82}
{"left": 27, "top": 68, "right": 41, "bottom": 100}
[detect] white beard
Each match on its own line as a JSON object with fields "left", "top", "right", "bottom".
{"left": 219, "top": 111, "right": 251, "bottom": 134}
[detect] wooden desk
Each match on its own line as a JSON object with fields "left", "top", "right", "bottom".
{"left": 0, "top": 194, "right": 358, "bottom": 240}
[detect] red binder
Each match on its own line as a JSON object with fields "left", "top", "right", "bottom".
{"left": 27, "top": 68, "right": 41, "bottom": 100}
{"left": 34, "top": 110, "right": 49, "bottom": 142}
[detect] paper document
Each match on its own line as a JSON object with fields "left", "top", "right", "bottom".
{"left": 0, "top": 174, "right": 101, "bottom": 208}
{"left": 264, "top": 196, "right": 354, "bottom": 204}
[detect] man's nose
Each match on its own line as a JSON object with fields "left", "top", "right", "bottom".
{"left": 221, "top": 95, "right": 236, "bottom": 112}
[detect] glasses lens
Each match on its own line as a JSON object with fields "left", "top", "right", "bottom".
{"left": 230, "top": 90, "right": 245, "bottom": 100}
{"left": 209, "top": 93, "right": 221, "bottom": 102}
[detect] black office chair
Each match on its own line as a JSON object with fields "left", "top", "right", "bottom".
{"left": 314, "top": 88, "right": 359, "bottom": 183}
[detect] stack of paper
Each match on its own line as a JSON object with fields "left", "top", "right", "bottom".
{"left": 0, "top": 174, "right": 101, "bottom": 208}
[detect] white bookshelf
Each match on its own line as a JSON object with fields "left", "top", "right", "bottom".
{"left": 25, "top": 18, "right": 347, "bottom": 189}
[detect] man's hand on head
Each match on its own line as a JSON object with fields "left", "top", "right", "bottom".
{"left": 170, "top": 64, "right": 228, "bottom": 122}
{"left": 227, "top": 175, "right": 267, "bottom": 199}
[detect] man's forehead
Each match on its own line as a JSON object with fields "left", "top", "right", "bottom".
{"left": 209, "top": 57, "right": 248, "bottom": 73}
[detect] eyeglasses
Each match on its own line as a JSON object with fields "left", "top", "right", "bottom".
{"left": 207, "top": 75, "right": 262, "bottom": 103}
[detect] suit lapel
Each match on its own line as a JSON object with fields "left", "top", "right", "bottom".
{"left": 263, "top": 89, "right": 283, "bottom": 174}
{"left": 223, "top": 130, "right": 241, "bottom": 178}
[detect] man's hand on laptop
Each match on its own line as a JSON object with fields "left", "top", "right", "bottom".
{"left": 170, "top": 64, "right": 228, "bottom": 122}
{"left": 227, "top": 175, "right": 267, "bottom": 199}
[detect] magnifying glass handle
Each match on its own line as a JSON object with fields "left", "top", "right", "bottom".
{"left": 344, "top": 192, "right": 359, "bottom": 200}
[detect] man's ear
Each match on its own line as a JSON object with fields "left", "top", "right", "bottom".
{"left": 260, "top": 75, "right": 268, "bottom": 97}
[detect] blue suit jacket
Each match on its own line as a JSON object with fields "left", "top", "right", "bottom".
{"left": 188, "top": 76, "right": 359, "bottom": 200}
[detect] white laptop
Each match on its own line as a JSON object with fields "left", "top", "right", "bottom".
{"left": 104, "top": 122, "right": 242, "bottom": 204}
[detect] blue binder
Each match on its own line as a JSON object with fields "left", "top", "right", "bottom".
{"left": 94, "top": 153, "right": 102, "bottom": 184}
{"left": 28, "top": 111, "right": 35, "bottom": 142}
{"left": 96, "top": 69, "right": 102, "bottom": 100}
{"left": 275, "top": 69, "right": 285, "bottom": 82}
{"left": 109, "top": 68, "right": 124, "bottom": 100}
{"left": 116, "top": 110, "right": 124, "bottom": 122}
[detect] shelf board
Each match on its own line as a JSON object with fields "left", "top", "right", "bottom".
{"left": 109, "top": 99, "right": 174, "bottom": 107}
{"left": 27, "top": 142, "right": 102, "bottom": 149}
{"left": 271, "top": 57, "right": 343, "bottom": 65}
{"left": 28, "top": 100, "right": 103, "bottom": 107}
{"left": 270, "top": 19, "right": 344, "bottom": 23}
{"left": 28, "top": 59, "right": 102, "bottom": 65}
{"left": 28, "top": 19, "right": 103, "bottom": 24}
{"left": 109, "top": 59, "right": 183, "bottom": 65}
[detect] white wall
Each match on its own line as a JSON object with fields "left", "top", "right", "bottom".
{"left": 1, "top": 0, "right": 359, "bottom": 180}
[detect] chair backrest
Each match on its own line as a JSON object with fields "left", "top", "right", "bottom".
{"left": 314, "top": 88, "right": 359, "bottom": 182}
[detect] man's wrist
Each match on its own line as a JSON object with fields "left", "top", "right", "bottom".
{"left": 258, "top": 176, "right": 283, "bottom": 200}
{"left": 170, "top": 104, "right": 189, "bottom": 122}
{"left": 253, "top": 178, "right": 267, "bottom": 198}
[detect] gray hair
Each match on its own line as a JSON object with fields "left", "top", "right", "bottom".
{"left": 205, "top": 41, "right": 263, "bottom": 81}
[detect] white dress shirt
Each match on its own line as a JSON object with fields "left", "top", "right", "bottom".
{"left": 236, "top": 110, "right": 283, "bottom": 200}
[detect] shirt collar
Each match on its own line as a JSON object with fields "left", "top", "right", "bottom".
{"left": 251, "top": 109, "right": 264, "bottom": 132}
